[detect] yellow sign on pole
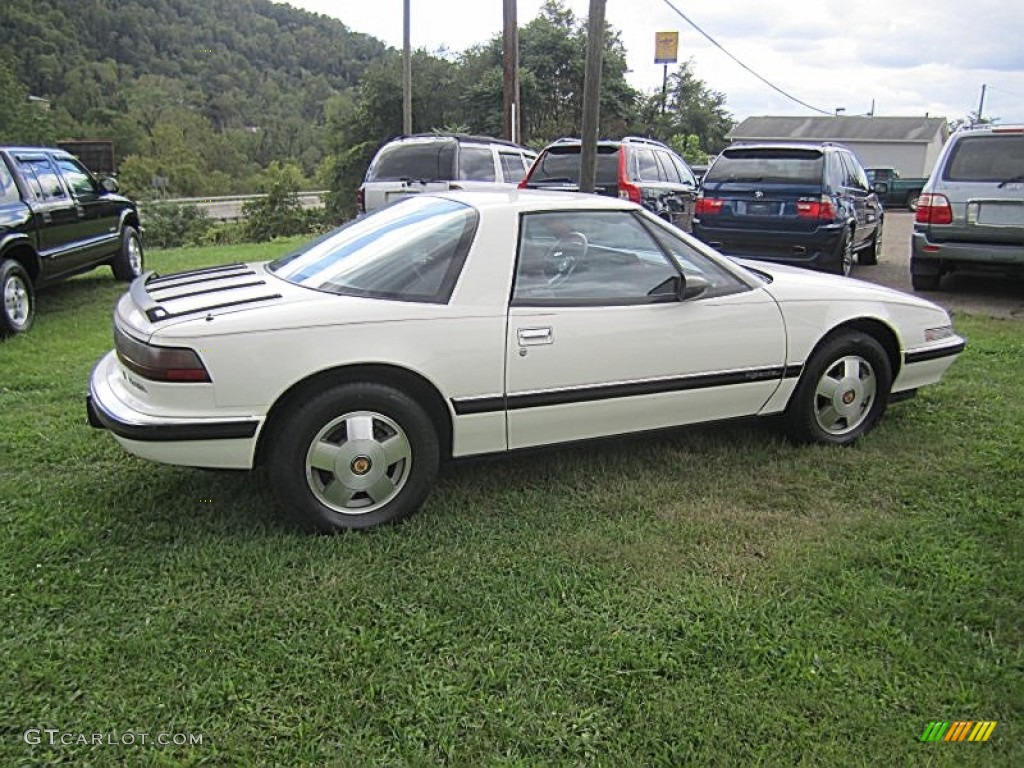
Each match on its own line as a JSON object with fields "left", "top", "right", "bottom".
{"left": 655, "top": 31, "right": 678, "bottom": 64}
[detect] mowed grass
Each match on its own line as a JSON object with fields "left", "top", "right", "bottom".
{"left": 1, "top": 240, "right": 1021, "bottom": 766}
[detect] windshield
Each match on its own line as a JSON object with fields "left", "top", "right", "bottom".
{"left": 269, "top": 197, "right": 478, "bottom": 303}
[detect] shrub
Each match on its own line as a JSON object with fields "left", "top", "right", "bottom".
{"left": 141, "top": 203, "right": 213, "bottom": 249}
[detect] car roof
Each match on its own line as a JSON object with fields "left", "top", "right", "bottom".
{"left": 724, "top": 142, "right": 839, "bottom": 153}
{"left": 379, "top": 133, "right": 530, "bottom": 150}
{"left": 405, "top": 188, "right": 642, "bottom": 213}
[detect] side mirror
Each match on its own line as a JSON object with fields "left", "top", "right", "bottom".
{"left": 101, "top": 177, "right": 119, "bottom": 193}
{"left": 680, "top": 273, "right": 709, "bottom": 300}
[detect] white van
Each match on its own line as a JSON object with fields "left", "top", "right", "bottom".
{"left": 357, "top": 134, "right": 537, "bottom": 214}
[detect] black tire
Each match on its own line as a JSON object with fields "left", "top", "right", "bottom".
{"left": 266, "top": 382, "right": 440, "bottom": 532}
{"left": 1, "top": 259, "right": 35, "bottom": 338}
{"left": 859, "top": 224, "right": 881, "bottom": 266}
{"left": 830, "top": 229, "right": 854, "bottom": 277}
{"left": 786, "top": 332, "right": 892, "bottom": 445}
{"left": 111, "top": 225, "right": 144, "bottom": 281}
{"left": 906, "top": 192, "right": 921, "bottom": 212}
{"left": 911, "top": 270, "right": 941, "bottom": 291}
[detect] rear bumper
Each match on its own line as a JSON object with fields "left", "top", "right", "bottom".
{"left": 911, "top": 230, "right": 1024, "bottom": 273}
{"left": 692, "top": 221, "right": 844, "bottom": 271}
{"left": 87, "top": 352, "right": 259, "bottom": 469}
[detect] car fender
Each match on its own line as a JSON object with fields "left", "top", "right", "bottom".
{"left": 0, "top": 231, "right": 41, "bottom": 279}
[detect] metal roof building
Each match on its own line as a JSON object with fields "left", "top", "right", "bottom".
{"left": 728, "top": 116, "right": 950, "bottom": 177}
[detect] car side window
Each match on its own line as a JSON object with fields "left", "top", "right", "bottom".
{"left": 635, "top": 149, "right": 661, "bottom": 182}
{"left": 0, "top": 159, "right": 20, "bottom": 205}
{"left": 513, "top": 210, "right": 682, "bottom": 306}
{"left": 826, "top": 154, "right": 846, "bottom": 192}
{"left": 458, "top": 146, "right": 497, "bottom": 182}
{"left": 498, "top": 151, "right": 528, "bottom": 183}
{"left": 671, "top": 155, "right": 697, "bottom": 188}
{"left": 842, "top": 153, "right": 870, "bottom": 192}
{"left": 655, "top": 151, "right": 681, "bottom": 184}
{"left": 645, "top": 218, "right": 750, "bottom": 299}
{"left": 17, "top": 157, "right": 66, "bottom": 201}
{"left": 55, "top": 157, "right": 99, "bottom": 197}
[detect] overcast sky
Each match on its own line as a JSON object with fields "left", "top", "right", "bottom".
{"left": 276, "top": 0, "right": 1024, "bottom": 124}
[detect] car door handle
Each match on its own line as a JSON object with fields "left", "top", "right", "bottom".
{"left": 517, "top": 326, "right": 553, "bottom": 345}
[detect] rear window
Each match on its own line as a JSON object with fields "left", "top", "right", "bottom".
{"left": 269, "top": 197, "right": 478, "bottom": 304}
{"left": 529, "top": 145, "right": 620, "bottom": 189}
{"left": 705, "top": 149, "right": 824, "bottom": 185}
{"left": 943, "top": 134, "right": 1024, "bottom": 182}
{"left": 366, "top": 141, "right": 456, "bottom": 182}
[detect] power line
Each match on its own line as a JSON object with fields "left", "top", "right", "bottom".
{"left": 658, "top": 0, "right": 833, "bottom": 115}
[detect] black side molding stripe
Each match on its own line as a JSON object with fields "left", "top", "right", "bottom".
{"left": 905, "top": 341, "right": 966, "bottom": 365}
{"left": 451, "top": 365, "right": 802, "bottom": 416}
{"left": 87, "top": 395, "right": 258, "bottom": 442}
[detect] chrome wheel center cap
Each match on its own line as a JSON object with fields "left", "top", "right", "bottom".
{"left": 350, "top": 456, "right": 372, "bottom": 475}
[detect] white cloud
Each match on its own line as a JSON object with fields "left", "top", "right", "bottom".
{"left": 278, "top": 0, "right": 1024, "bottom": 123}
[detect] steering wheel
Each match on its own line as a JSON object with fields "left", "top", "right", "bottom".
{"left": 543, "top": 232, "right": 588, "bottom": 286}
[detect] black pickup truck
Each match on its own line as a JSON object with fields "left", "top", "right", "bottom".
{"left": 1, "top": 146, "right": 143, "bottom": 337}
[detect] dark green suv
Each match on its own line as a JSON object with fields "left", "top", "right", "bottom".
{"left": 1, "top": 146, "right": 143, "bottom": 337}
{"left": 911, "top": 125, "right": 1024, "bottom": 291}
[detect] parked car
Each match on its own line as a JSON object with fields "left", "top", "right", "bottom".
{"left": 692, "top": 143, "right": 884, "bottom": 276}
{"left": 357, "top": 133, "right": 536, "bottom": 214}
{"left": 866, "top": 167, "right": 928, "bottom": 210}
{"left": 1, "top": 146, "right": 143, "bottom": 337}
{"left": 518, "top": 136, "right": 699, "bottom": 230}
{"left": 87, "top": 190, "right": 964, "bottom": 533}
{"left": 910, "top": 124, "right": 1024, "bottom": 291}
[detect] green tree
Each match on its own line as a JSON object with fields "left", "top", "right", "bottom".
{"left": 636, "top": 59, "right": 735, "bottom": 156}
{"left": 0, "top": 58, "right": 58, "bottom": 144}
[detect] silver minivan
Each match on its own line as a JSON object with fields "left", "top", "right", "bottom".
{"left": 911, "top": 125, "right": 1024, "bottom": 291}
{"left": 357, "top": 134, "right": 537, "bottom": 214}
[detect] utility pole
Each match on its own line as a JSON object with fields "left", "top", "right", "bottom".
{"left": 402, "top": 0, "right": 412, "bottom": 134}
{"left": 976, "top": 83, "right": 987, "bottom": 125}
{"left": 502, "top": 0, "right": 520, "bottom": 143}
{"left": 579, "top": 0, "right": 606, "bottom": 193}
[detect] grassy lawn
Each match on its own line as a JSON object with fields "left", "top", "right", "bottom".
{"left": 1, "top": 241, "right": 1021, "bottom": 766}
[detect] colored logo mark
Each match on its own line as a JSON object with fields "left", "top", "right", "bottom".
{"left": 920, "top": 721, "right": 997, "bottom": 742}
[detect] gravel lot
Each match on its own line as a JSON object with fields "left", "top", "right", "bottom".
{"left": 849, "top": 210, "right": 1023, "bottom": 320}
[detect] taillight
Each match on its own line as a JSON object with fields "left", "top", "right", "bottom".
{"left": 796, "top": 196, "right": 836, "bottom": 220}
{"left": 115, "top": 327, "right": 211, "bottom": 383}
{"left": 618, "top": 150, "right": 642, "bottom": 203}
{"left": 695, "top": 197, "right": 724, "bottom": 215}
{"left": 618, "top": 180, "right": 642, "bottom": 204}
{"left": 915, "top": 193, "right": 953, "bottom": 225}
{"left": 356, "top": 187, "right": 365, "bottom": 214}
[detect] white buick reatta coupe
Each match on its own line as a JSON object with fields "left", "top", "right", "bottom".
{"left": 88, "top": 191, "right": 964, "bottom": 531}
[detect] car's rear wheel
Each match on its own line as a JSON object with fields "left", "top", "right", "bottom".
{"left": 110, "top": 226, "right": 144, "bottom": 281}
{"left": 911, "top": 270, "right": 941, "bottom": 291}
{"left": 832, "top": 230, "right": 855, "bottom": 277}
{"left": 267, "top": 382, "right": 440, "bottom": 532}
{"left": 786, "top": 332, "right": 891, "bottom": 445}
{"left": 1, "top": 259, "right": 35, "bottom": 338}
{"left": 906, "top": 192, "right": 921, "bottom": 211}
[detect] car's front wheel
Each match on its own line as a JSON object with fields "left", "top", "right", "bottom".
{"left": 786, "top": 332, "right": 892, "bottom": 445}
{"left": 266, "top": 382, "right": 440, "bottom": 532}
{"left": 111, "top": 225, "right": 144, "bottom": 281}
{"left": 1, "top": 259, "right": 35, "bottom": 338}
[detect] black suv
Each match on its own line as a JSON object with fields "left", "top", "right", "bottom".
{"left": 1, "top": 146, "right": 143, "bottom": 337}
{"left": 519, "top": 137, "right": 699, "bottom": 230}
{"left": 692, "top": 143, "right": 883, "bottom": 276}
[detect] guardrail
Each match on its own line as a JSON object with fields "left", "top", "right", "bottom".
{"left": 140, "top": 191, "right": 328, "bottom": 221}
